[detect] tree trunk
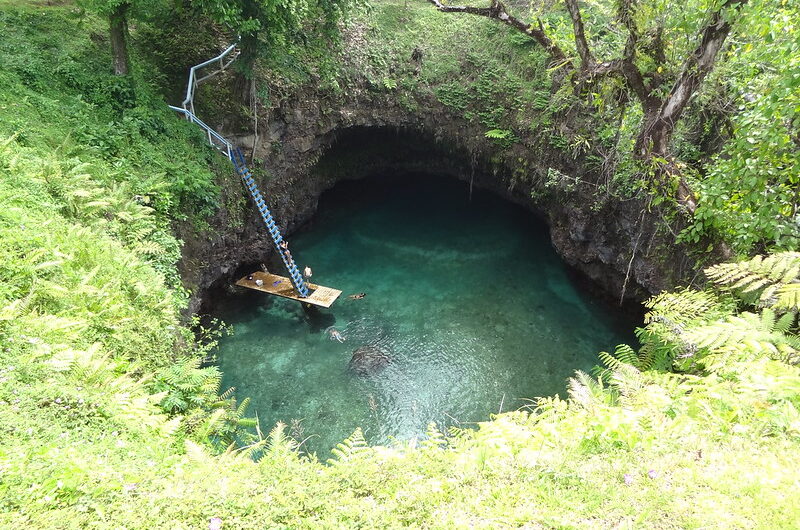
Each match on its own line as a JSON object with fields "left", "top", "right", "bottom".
{"left": 635, "top": 105, "right": 670, "bottom": 158}
{"left": 109, "top": 2, "right": 130, "bottom": 76}
{"left": 634, "top": 0, "right": 747, "bottom": 160}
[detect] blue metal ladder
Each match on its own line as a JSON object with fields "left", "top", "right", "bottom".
{"left": 231, "top": 148, "right": 310, "bottom": 298}
{"left": 168, "top": 42, "right": 310, "bottom": 298}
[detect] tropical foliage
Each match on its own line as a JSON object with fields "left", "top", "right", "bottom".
{"left": 191, "top": 0, "right": 349, "bottom": 77}
{"left": 1, "top": 0, "right": 800, "bottom": 527}
{"left": 421, "top": 0, "right": 800, "bottom": 251}
{"left": 601, "top": 252, "right": 800, "bottom": 375}
{"left": 688, "top": 0, "right": 800, "bottom": 253}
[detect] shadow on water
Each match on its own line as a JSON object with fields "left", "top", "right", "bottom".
{"left": 211, "top": 173, "right": 638, "bottom": 456}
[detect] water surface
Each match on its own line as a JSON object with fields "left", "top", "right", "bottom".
{"left": 213, "top": 175, "right": 633, "bottom": 455}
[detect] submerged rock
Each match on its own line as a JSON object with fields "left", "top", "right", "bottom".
{"left": 349, "top": 346, "right": 391, "bottom": 376}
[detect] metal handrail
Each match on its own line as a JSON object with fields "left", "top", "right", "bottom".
{"left": 180, "top": 43, "right": 239, "bottom": 115}
{"left": 167, "top": 50, "right": 311, "bottom": 298}
{"left": 168, "top": 105, "right": 233, "bottom": 160}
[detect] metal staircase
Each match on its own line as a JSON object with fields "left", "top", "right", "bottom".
{"left": 169, "top": 43, "right": 310, "bottom": 298}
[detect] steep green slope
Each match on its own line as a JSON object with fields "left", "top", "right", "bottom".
{"left": 1, "top": 1, "right": 799, "bottom": 528}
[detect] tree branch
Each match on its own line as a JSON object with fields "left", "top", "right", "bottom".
{"left": 563, "top": 0, "right": 595, "bottom": 69}
{"left": 655, "top": 0, "right": 749, "bottom": 142}
{"left": 617, "top": 0, "right": 638, "bottom": 61}
{"left": 426, "top": 0, "right": 568, "bottom": 66}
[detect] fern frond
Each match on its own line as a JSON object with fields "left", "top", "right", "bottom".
{"left": 235, "top": 397, "right": 251, "bottom": 419}
{"left": 132, "top": 241, "right": 167, "bottom": 257}
{"left": 706, "top": 252, "right": 800, "bottom": 307}
{"left": 776, "top": 284, "right": 800, "bottom": 311}
{"left": 185, "top": 440, "right": 210, "bottom": 462}
{"left": 422, "top": 422, "right": 447, "bottom": 449}
{"left": 609, "top": 363, "right": 644, "bottom": 402}
{"left": 761, "top": 308, "right": 777, "bottom": 332}
{"left": 685, "top": 308, "right": 800, "bottom": 366}
{"left": 774, "top": 312, "right": 796, "bottom": 334}
{"left": 329, "top": 427, "right": 368, "bottom": 465}
{"left": 568, "top": 371, "right": 612, "bottom": 410}
{"left": 218, "top": 387, "right": 236, "bottom": 400}
{"left": 265, "top": 422, "right": 297, "bottom": 456}
{"left": 196, "top": 408, "right": 226, "bottom": 440}
{"left": 234, "top": 439, "right": 268, "bottom": 460}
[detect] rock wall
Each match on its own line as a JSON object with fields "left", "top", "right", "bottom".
{"left": 180, "top": 86, "right": 696, "bottom": 314}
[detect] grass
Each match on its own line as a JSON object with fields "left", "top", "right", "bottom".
{"left": 342, "top": 1, "right": 555, "bottom": 138}
{"left": 0, "top": 0, "right": 799, "bottom": 528}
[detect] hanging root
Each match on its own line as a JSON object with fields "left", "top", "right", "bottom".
{"left": 620, "top": 209, "right": 647, "bottom": 305}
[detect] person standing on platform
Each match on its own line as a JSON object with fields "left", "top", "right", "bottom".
{"left": 304, "top": 266, "right": 313, "bottom": 284}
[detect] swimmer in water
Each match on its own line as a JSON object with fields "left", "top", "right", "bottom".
{"left": 326, "top": 326, "right": 345, "bottom": 343}
{"left": 348, "top": 292, "right": 366, "bottom": 300}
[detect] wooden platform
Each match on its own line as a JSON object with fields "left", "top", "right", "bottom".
{"left": 235, "top": 271, "right": 342, "bottom": 308}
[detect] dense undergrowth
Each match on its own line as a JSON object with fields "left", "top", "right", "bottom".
{"left": 1, "top": 0, "right": 800, "bottom": 528}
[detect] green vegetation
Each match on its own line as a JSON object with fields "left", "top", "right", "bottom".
{"left": 343, "top": 2, "right": 552, "bottom": 143}
{"left": 0, "top": 3, "right": 254, "bottom": 521}
{"left": 690, "top": 7, "right": 800, "bottom": 253}
{"left": 1, "top": 0, "right": 800, "bottom": 527}
{"left": 348, "top": 0, "right": 800, "bottom": 256}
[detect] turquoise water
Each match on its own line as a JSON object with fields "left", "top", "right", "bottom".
{"left": 213, "top": 175, "right": 633, "bottom": 456}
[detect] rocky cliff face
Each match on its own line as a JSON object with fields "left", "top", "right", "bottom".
{"left": 180, "top": 84, "right": 696, "bottom": 315}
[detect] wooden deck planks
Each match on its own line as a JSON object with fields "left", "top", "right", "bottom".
{"left": 235, "top": 271, "right": 342, "bottom": 308}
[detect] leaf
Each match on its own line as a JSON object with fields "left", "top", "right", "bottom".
{"left": 776, "top": 283, "right": 800, "bottom": 310}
